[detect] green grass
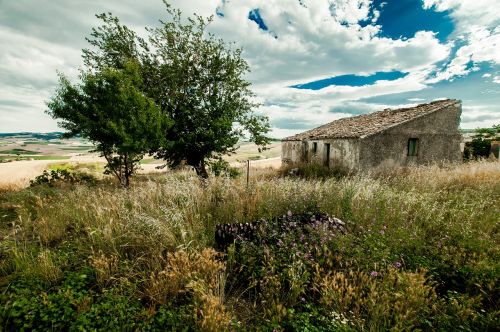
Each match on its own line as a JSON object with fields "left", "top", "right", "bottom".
{"left": 139, "top": 158, "right": 162, "bottom": 164}
{"left": 33, "top": 155, "right": 71, "bottom": 160}
{"left": 0, "top": 155, "right": 70, "bottom": 161}
{"left": 0, "top": 148, "right": 40, "bottom": 155}
{"left": 48, "top": 162, "right": 104, "bottom": 173}
{"left": 60, "top": 146, "right": 93, "bottom": 151}
{"left": 23, "top": 141, "right": 50, "bottom": 145}
{"left": 0, "top": 161, "right": 498, "bottom": 330}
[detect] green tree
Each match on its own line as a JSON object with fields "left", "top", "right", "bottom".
{"left": 57, "top": 2, "right": 270, "bottom": 179}
{"left": 47, "top": 62, "right": 168, "bottom": 186}
{"left": 463, "top": 124, "right": 500, "bottom": 160}
{"left": 141, "top": 3, "right": 270, "bottom": 178}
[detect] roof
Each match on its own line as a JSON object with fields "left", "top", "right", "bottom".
{"left": 282, "top": 99, "right": 460, "bottom": 141}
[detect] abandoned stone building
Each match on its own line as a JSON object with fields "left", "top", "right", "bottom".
{"left": 281, "top": 99, "right": 462, "bottom": 171}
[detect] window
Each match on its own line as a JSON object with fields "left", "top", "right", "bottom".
{"left": 408, "top": 138, "right": 419, "bottom": 157}
{"left": 313, "top": 142, "right": 318, "bottom": 154}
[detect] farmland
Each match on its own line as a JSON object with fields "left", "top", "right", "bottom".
{"left": 0, "top": 133, "right": 281, "bottom": 188}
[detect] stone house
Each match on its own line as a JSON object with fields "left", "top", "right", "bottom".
{"left": 281, "top": 99, "right": 462, "bottom": 171}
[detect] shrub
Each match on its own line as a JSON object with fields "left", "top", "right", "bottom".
{"left": 314, "top": 268, "right": 440, "bottom": 330}
{"left": 280, "top": 162, "right": 350, "bottom": 179}
{"left": 29, "top": 169, "right": 96, "bottom": 187}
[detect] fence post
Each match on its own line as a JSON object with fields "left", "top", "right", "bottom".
{"left": 246, "top": 159, "right": 250, "bottom": 188}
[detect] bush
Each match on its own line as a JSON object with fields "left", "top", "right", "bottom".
{"left": 280, "top": 162, "right": 350, "bottom": 179}
{"left": 29, "top": 169, "right": 96, "bottom": 187}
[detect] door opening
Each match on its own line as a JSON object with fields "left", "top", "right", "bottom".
{"left": 324, "top": 143, "right": 330, "bottom": 167}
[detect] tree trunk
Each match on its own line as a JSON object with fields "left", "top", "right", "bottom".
{"left": 194, "top": 159, "right": 209, "bottom": 179}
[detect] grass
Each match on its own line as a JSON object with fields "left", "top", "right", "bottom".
{"left": 140, "top": 158, "right": 162, "bottom": 164}
{"left": 0, "top": 148, "right": 40, "bottom": 155}
{"left": 0, "top": 155, "right": 70, "bottom": 161}
{"left": 48, "top": 162, "right": 105, "bottom": 173}
{"left": 60, "top": 146, "right": 93, "bottom": 151}
{"left": 0, "top": 161, "right": 498, "bottom": 330}
{"left": 23, "top": 141, "right": 50, "bottom": 145}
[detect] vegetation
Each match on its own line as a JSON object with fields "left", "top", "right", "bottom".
{"left": 142, "top": 6, "right": 270, "bottom": 177}
{"left": 47, "top": 61, "right": 167, "bottom": 187}
{"left": 0, "top": 148, "right": 40, "bottom": 155}
{"left": 0, "top": 155, "right": 70, "bottom": 162}
{"left": 464, "top": 124, "right": 499, "bottom": 160}
{"left": 73, "top": 2, "right": 270, "bottom": 179}
{"left": 0, "top": 161, "right": 498, "bottom": 330}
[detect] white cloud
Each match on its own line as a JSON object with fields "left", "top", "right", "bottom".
{"left": 1, "top": 0, "right": 498, "bottom": 134}
{"left": 210, "top": 1, "right": 449, "bottom": 84}
{"left": 423, "top": 0, "right": 500, "bottom": 30}
{"left": 423, "top": 1, "right": 500, "bottom": 84}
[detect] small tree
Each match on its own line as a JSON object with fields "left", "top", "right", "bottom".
{"left": 57, "top": 3, "right": 270, "bottom": 179}
{"left": 47, "top": 62, "right": 168, "bottom": 186}
{"left": 142, "top": 4, "right": 270, "bottom": 178}
{"left": 464, "top": 125, "right": 500, "bottom": 160}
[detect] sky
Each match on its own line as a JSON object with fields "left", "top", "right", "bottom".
{"left": 0, "top": 0, "right": 499, "bottom": 137}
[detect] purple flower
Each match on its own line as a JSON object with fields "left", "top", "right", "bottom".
{"left": 379, "top": 229, "right": 385, "bottom": 235}
{"left": 393, "top": 262, "right": 402, "bottom": 269}
{"left": 370, "top": 271, "right": 379, "bottom": 277}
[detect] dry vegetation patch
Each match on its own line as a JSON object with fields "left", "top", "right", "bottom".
{"left": 0, "top": 161, "right": 498, "bottom": 330}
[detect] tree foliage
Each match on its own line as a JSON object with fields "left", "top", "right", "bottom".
{"left": 79, "top": 2, "right": 270, "bottom": 178}
{"left": 463, "top": 125, "right": 499, "bottom": 160}
{"left": 141, "top": 5, "right": 270, "bottom": 177}
{"left": 47, "top": 62, "right": 168, "bottom": 186}
{"left": 49, "top": 1, "right": 270, "bottom": 181}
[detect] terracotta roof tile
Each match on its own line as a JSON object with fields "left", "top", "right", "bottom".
{"left": 282, "top": 99, "right": 460, "bottom": 141}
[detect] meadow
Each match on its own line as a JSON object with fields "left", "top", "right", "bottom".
{"left": 0, "top": 161, "right": 498, "bottom": 331}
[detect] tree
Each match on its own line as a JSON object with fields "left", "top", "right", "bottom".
{"left": 141, "top": 5, "right": 270, "bottom": 177}
{"left": 463, "top": 125, "right": 500, "bottom": 160}
{"left": 47, "top": 61, "right": 168, "bottom": 186}
{"left": 55, "top": 2, "right": 270, "bottom": 179}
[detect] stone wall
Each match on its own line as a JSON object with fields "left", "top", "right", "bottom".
{"left": 281, "top": 140, "right": 302, "bottom": 164}
{"left": 358, "top": 103, "right": 462, "bottom": 170}
{"left": 281, "top": 139, "right": 360, "bottom": 170}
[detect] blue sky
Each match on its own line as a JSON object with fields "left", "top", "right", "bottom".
{"left": 0, "top": 0, "right": 499, "bottom": 136}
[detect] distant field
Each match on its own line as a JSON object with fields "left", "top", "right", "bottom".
{"left": 60, "top": 146, "right": 92, "bottom": 151}
{"left": 0, "top": 148, "right": 41, "bottom": 155}
{"left": 0, "top": 155, "right": 70, "bottom": 161}
{"left": 0, "top": 132, "right": 283, "bottom": 188}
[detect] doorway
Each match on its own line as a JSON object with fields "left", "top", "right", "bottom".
{"left": 324, "top": 143, "right": 330, "bottom": 167}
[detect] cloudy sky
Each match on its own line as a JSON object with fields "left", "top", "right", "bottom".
{"left": 1, "top": 0, "right": 499, "bottom": 137}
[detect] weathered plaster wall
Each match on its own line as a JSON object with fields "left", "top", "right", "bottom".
{"left": 359, "top": 104, "right": 462, "bottom": 170}
{"left": 282, "top": 139, "right": 360, "bottom": 170}
{"left": 316, "top": 139, "right": 360, "bottom": 170}
{"left": 281, "top": 141, "right": 302, "bottom": 164}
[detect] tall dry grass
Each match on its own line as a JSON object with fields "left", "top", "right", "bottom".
{"left": 0, "top": 160, "right": 498, "bottom": 329}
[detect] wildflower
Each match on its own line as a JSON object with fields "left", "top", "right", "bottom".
{"left": 393, "top": 261, "right": 402, "bottom": 269}
{"left": 379, "top": 229, "right": 385, "bottom": 235}
{"left": 370, "top": 271, "right": 379, "bottom": 277}
{"left": 287, "top": 210, "right": 293, "bottom": 217}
